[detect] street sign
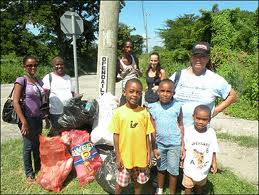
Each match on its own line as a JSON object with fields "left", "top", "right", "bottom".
{"left": 60, "top": 11, "right": 84, "bottom": 35}
{"left": 60, "top": 11, "right": 84, "bottom": 94}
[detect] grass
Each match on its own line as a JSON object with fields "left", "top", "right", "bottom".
{"left": 216, "top": 132, "right": 258, "bottom": 148}
{"left": 1, "top": 138, "right": 258, "bottom": 194}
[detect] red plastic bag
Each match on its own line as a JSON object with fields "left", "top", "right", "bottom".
{"left": 62, "top": 130, "right": 103, "bottom": 186}
{"left": 36, "top": 135, "right": 73, "bottom": 192}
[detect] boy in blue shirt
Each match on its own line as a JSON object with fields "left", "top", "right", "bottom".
{"left": 148, "top": 79, "right": 185, "bottom": 194}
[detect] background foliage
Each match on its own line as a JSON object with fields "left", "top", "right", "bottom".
{"left": 1, "top": 3, "right": 258, "bottom": 119}
{"left": 139, "top": 6, "right": 258, "bottom": 120}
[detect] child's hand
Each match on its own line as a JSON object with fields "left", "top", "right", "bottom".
{"left": 179, "top": 159, "right": 184, "bottom": 169}
{"left": 153, "top": 149, "right": 160, "bottom": 160}
{"left": 147, "top": 153, "right": 152, "bottom": 168}
{"left": 179, "top": 147, "right": 185, "bottom": 169}
{"left": 116, "top": 157, "right": 124, "bottom": 171}
{"left": 210, "top": 162, "right": 217, "bottom": 174}
{"left": 180, "top": 146, "right": 186, "bottom": 161}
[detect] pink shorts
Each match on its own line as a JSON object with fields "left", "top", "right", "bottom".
{"left": 116, "top": 167, "right": 150, "bottom": 187}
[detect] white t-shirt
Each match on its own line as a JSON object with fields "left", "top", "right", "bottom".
{"left": 183, "top": 125, "right": 219, "bottom": 181}
{"left": 170, "top": 68, "right": 231, "bottom": 128}
{"left": 42, "top": 73, "right": 74, "bottom": 115}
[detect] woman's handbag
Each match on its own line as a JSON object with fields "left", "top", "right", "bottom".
{"left": 2, "top": 78, "right": 26, "bottom": 124}
{"left": 34, "top": 78, "right": 50, "bottom": 119}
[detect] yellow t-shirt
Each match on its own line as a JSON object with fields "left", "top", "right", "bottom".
{"left": 109, "top": 105, "right": 155, "bottom": 169}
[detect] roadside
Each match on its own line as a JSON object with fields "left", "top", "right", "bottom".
{"left": 1, "top": 74, "right": 258, "bottom": 187}
{"left": 217, "top": 140, "right": 258, "bottom": 186}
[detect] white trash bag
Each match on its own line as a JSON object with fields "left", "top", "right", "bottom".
{"left": 91, "top": 92, "right": 119, "bottom": 146}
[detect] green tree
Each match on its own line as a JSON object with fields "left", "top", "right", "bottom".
{"left": 158, "top": 14, "right": 199, "bottom": 50}
{"left": 117, "top": 23, "right": 144, "bottom": 56}
{"left": 0, "top": 0, "right": 126, "bottom": 67}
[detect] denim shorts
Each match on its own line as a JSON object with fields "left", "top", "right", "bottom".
{"left": 156, "top": 145, "right": 181, "bottom": 176}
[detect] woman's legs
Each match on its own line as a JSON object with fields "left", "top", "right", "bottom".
{"left": 22, "top": 136, "right": 33, "bottom": 177}
{"left": 20, "top": 117, "right": 42, "bottom": 178}
{"left": 32, "top": 118, "right": 42, "bottom": 172}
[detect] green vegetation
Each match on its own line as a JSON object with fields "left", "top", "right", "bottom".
{"left": 1, "top": 138, "right": 257, "bottom": 194}
{"left": 0, "top": 1, "right": 143, "bottom": 81}
{"left": 0, "top": 53, "right": 52, "bottom": 83}
{"left": 1, "top": 3, "right": 257, "bottom": 121}
{"left": 217, "top": 132, "right": 258, "bottom": 148}
{"left": 138, "top": 7, "right": 258, "bottom": 120}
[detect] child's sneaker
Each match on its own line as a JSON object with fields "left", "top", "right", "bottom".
{"left": 156, "top": 188, "right": 163, "bottom": 194}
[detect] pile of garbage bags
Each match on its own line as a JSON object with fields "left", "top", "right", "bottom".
{"left": 36, "top": 93, "right": 126, "bottom": 193}
{"left": 37, "top": 130, "right": 103, "bottom": 192}
{"left": 58, "top": 95, "right": 98, "bottom": 130}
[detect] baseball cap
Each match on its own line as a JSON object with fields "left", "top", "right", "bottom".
{"left": 192, "top": 42, "right": 210, "bottom": 57}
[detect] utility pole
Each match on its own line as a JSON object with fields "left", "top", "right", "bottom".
{"left": 97, "top": 1, "right": 120, "bottom": 96}
{"left": 141, "top": 1, "right": 148, "bottom": 53}
{"left": 145, "top": 12, "right": 149, "bottom": 53}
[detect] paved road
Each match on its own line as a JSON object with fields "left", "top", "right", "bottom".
{"left": 1, "top": 74, "right": 258, "bottom": 185}
{"left": 1, "top": 74, "right": 123, "bottom": 142}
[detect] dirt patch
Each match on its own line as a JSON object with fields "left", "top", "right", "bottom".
{"left": 217, "top": 140, "right": 258, "bottom": 186}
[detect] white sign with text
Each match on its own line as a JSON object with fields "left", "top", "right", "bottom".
{"left": 99, "top": 56, "right": 108, "bottom": 96}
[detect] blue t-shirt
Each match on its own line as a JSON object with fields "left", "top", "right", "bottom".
{"left": 148, "top": 100, "right": 182, "bottom": 147}
{"left": 170, "top": 68, "right": 231, "bottom": 128}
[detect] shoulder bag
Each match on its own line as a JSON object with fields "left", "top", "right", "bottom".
{"left": 2, "top": 77, "right": 26, "bottom": 124}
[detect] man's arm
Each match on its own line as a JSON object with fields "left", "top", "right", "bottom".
{"left": 116, "top": 59, "right": 123, "bottom": 82}
{"left": 213, "top": 88, "right": 237, "bottom": 117}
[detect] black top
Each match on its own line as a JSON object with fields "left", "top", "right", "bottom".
{"left": 144, "top": 75, "right": 161, "bottom": 103}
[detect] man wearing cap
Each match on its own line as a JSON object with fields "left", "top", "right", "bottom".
{"left": 169, "top": 41, "right": 237, "bottom": 129}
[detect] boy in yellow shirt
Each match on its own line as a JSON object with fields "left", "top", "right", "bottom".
{"left": 109, "top": 78, "right": 155, "bottom": 194}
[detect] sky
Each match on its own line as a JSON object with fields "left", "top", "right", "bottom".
{"left": 119, "top": 1, "right": 258, "bottom": 51}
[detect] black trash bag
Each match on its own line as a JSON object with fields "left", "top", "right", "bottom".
{"left": 95, "top": 150, "right": 133, "bottom": 194}
{"left": 95, "top": 150, "right": 117, "bottom": 194}
{"left": 58, "top": 96, "right": 98, "bottom": 130}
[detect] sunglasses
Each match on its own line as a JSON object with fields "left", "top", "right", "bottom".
{"left": 26, "top": 64, "right": 38, "bottom": 68}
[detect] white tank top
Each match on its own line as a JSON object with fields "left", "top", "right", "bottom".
{"left": 119, "top": 55, "right": 138, "bottom": 89}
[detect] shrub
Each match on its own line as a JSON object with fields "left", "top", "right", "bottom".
{"left": 1, "top": 53, "right": 52, "bottom": 83}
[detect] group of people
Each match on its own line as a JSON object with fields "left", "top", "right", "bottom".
{"left": 113, "top": 41, "right": 237, "bottom": 194}
{"left": 13, "top": 55, "right": 74, "bottom": 182}
{"left": 12, "top": 40, "right": 237, "bottom": 194}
